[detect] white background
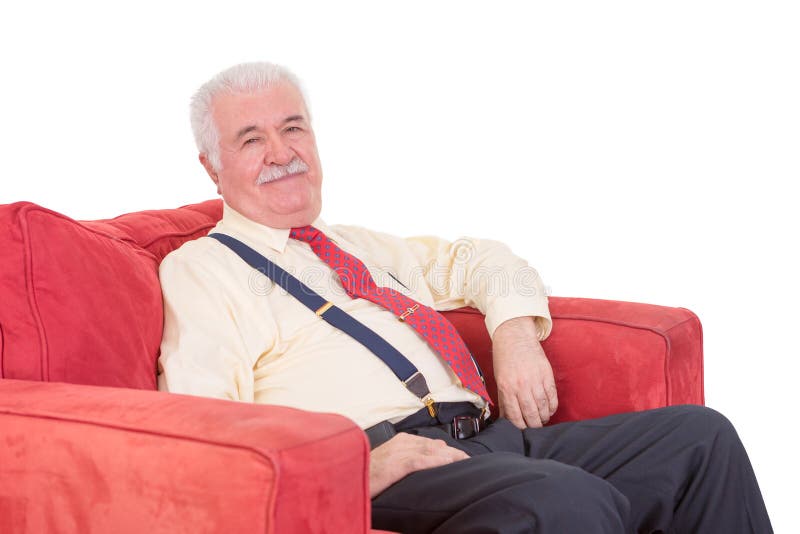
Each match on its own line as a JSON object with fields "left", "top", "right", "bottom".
{"left": 2, "top": 1, "right": 797, "bottom": 530}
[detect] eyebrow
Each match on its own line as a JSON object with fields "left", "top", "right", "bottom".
{"left": 234, "top": 125, "right": 259, "bottom": 141}
{"left": 234, "top": 115, "right": 307, "bottom": 141}
{"left": 283, "top": 115, "right": 305, "bottom": 125}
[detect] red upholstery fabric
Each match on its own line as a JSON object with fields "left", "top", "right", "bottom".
{"left": 0, "top": 201, "right": 221, "bottom": 388}
{"left": 0, "top": 379, "right": 369, "bottom": 533}
{"left": 445, "top": 301, "right": 704, "bottom": 424}
{"left": 84, "top": 200, "right": 222, "bottom": 262}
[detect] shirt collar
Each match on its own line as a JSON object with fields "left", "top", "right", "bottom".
{"left": 217, "top": 201, "right": 327, "bottom": 254}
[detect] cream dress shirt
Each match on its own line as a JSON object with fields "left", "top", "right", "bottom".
{"left": 157, "top": 203, "right": 551, "bottom": 429}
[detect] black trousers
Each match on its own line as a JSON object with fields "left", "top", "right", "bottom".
{"left": 371, "top": 404, "right": 772, "bottom": 533}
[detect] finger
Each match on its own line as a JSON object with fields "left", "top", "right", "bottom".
{"left": 533, "top": 387, "right": 550, "bottom": 425}
{"left": 411, "top": 443, "right": 468, "bottom": 470}
{"left": 499, "top": 391, "right": 526, "bottom": 429}
{"left": 415, "top": 437, "right": 469, "bottom": 460}
{"left": 526, "top": 381, "right": 549, "bottom": 426}
{"left": 424, "top": 439, "right": 468, "bottom": 459}
{"left": 519, "top": 391, "right": 543, "bottom": 429}
{"left": 546, "top": 381, "right": 559, "bottom": 417}
{"left": 409, "top": 451, "right": 466, "bottom": 472}
{"left": 438, "top": 447, "right": 469, "bottom": 462}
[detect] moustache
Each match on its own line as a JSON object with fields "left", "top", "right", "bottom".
{"left": 255, "top": 158, "right": 309, "bottom": 185}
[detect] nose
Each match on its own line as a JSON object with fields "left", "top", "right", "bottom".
{"left": 263, "top": 131, "right": 294, "bottom": 166}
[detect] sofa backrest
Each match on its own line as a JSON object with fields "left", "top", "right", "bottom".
{"left": 0, "top": 200, "right": 222, "bottom": 389}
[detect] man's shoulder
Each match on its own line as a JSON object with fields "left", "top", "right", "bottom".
{"left": 326, "top": 222, "right": 406, "bottom": 248}
{"left": 160, "top": 234, "right": 228, "bottom": 275}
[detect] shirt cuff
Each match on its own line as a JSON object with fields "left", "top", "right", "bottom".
{"left": 484, "top": 297, "right": 552, "bottom": 341}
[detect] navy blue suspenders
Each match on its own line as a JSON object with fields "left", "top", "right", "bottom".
{"left": 207, "top": 232, "right": 436, "bottom": 414}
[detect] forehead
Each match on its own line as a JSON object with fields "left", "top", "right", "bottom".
{"left": 211, "top": 83, "right": 308, "bottom": 135}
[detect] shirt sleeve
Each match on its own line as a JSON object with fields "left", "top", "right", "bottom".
{"left": 331, "top": 225, "right": 552, "bottom": 340}
{"left": 157, "top": 249, "right": 255, "bottom": 402}
{"left": 403, "top": 235, "right": 552, "bottom": 340}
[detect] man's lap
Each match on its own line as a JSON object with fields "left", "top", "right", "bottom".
{"left": 372, "top": 451, "right": 630, "bottom": 533}
{"left": 372, "top": 405, "right": 729, "bottom": 532}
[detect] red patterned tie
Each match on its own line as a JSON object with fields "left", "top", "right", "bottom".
{"left": 290, "top": 225, "right": 491, "bottom": 404}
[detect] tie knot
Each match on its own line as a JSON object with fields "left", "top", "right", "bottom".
{"left": 289, "top": 225, "right": 320, "bottom": 243}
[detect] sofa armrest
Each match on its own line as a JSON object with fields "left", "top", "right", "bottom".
{"left": 443, "top": 297, "right": 704, "bottom": 424}
{"left": 0, "top": 379, "right": 370, "bottom": 534}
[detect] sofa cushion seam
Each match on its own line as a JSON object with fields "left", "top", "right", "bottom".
{"left": 552, "top": 316, "right": 672, "bottom": 405}
{"left": 550, "top": 315, "right": 671, "bottom": 337}
{"left": 0, "top": 323, "right": 4, "bottom": 378}
{"left": 138, "top": 223, "right": 217, "bottom": 248}
{"left": 0, "top": 406, "right": 362, "bottom": 461}
{"left": 2, "top": 407, "right": 280, "bottom": 465}
{"left": 20, "top": 208, "right": 49, "bottom": 381}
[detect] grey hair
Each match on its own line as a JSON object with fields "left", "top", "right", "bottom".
{"left": 190, "top": 61, "right": 309, "bottom": 171}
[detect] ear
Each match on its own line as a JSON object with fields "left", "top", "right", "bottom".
{"left": 199, "top": 154, "right": 222, "bottom": 195}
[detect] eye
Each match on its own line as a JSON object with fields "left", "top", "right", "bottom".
{"left": 284, "top": 126, "right": 303, "bottom": 134}
{"left": 243, "top": 137, "right": 262, "bottom": 146}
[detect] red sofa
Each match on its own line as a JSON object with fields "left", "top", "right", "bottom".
{"left": 0, "top": 200, "right": 704, "bottom": 533}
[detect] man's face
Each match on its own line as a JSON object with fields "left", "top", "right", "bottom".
{"left": 202, "top": 82, "right": 323, "bottom": 228}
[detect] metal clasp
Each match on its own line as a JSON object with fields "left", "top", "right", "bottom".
{"left": 399, "top": 304, "right": 419, "bottom": 321}
{"left": 422, "top": 395, "right": 436, "bottom": 417}
{"left": 451, "top": 415, "right": 481, "bottom": 440}
{"left": 315, "top": 301, "right": 334, "bottom": 316}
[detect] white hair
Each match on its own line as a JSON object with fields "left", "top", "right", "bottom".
{"left": 190, "top": 61, "right": 309, "bottom": 171}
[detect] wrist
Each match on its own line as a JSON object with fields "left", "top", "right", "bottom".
{"left": 494, "top": 316, "right": 539, "bottom": 340}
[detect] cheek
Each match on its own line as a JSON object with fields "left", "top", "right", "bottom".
{"left": 298, "top": 146, "right": 322, "bottom": 179}
{"left": 222, "top": 155, "right": 263, "bottom": 184}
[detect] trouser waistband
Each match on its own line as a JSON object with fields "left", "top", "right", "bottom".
{"left": 365, "top": 402, "right": 485, "bottom": 449}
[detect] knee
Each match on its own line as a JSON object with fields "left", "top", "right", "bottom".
{"left": 670, "top": 403, "right": 728, "bottom": 422}
{"left": 654, "top": 405, "right": 751, "bottom": 474}
{"left": 669, "top": 405, "right": 740, "bottom": 444}
{"left": 526, "top": 460, "right": 631, "bottom": 531}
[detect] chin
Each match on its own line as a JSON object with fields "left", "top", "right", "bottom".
{"left": 290, "top": 206, "right": 321, "bottom": 226}
{"left": 267, "top": 204, "right": 321, "bottom": 228}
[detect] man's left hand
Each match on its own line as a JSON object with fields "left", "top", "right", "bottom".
{"left": 491, "top": 317, "right": 558, "bottom": 429}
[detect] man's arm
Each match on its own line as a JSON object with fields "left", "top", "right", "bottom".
{"left": 402, "top": 234, "right": 552, "bottom": 339}
{"left": 158, "top": 249, "right": 256, "bottom": 401}
{"left": 401, "top": 234, "right": 557, "bottom": 427}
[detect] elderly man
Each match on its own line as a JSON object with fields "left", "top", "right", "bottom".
{"left": 158, "top": 62, "right": 771, "bottom": 533}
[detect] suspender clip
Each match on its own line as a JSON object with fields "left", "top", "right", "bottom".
{"left": 423, "top": 395, "right": 436, "bottom": 418}
{"left": 405, "top": 372, "right": 435, "bottom": 417}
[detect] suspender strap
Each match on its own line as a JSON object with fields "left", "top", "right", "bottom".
{"left": 207, "top": 233, "right": 434, "bottom": 404}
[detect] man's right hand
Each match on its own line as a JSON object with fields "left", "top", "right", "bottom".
{"left": 369, "top": 433, "right": 469, "bottom": 498}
